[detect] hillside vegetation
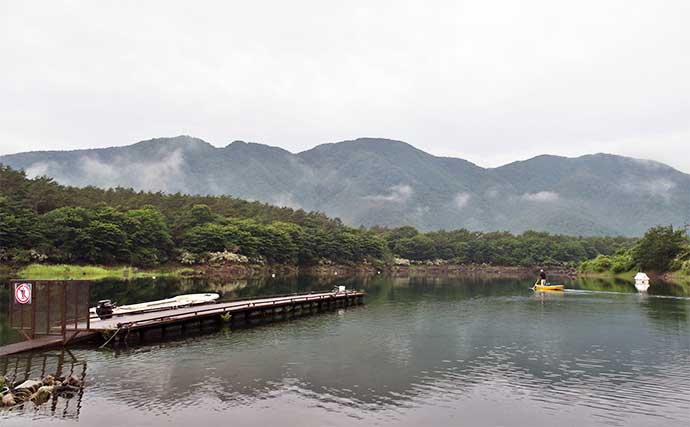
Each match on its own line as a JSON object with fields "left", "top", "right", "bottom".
{"left": 580, "top": 225, "right": 690, "bottom": 276}
{"left": 1, "top": 136, "right": 688, "bottom": 236}
{"left": 0, "top": 165, "right": 636, "bottom": 270}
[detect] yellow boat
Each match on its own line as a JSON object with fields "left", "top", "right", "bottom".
{"left": 534, "top": 284, "right": 564, "bottom": 291}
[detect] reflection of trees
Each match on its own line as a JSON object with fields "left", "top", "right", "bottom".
{"left": 573, "top": 276, "right": 690, "bottom": 332}
{"left": 575, "top": 276, "right": 635, "bottom": 293}
{"left": 639, "top": 294, "right": 689, "bottom": 329}
{"left": 89, "top": 273, "right": 375, "bottom": 307}
{"left": 78, "top": 275, "right": 689, "bottom": 422}
{"left": 575, "top": 276, "right": 690, "bottom": 297}
{"left": 4, "top": 275, "right": 685, "bottom": 421}
{"left": 0, "top": 281, "right": 21, "bottom": 346}
{"left": 648, "top": 279, "right": 690, "bottom": 297}
{"left": 91, "top": 277, "right": 213, "bottom": 305}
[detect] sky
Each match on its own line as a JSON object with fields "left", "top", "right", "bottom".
{"left": 1, "top": 0, "right": 689, "bottom": 172}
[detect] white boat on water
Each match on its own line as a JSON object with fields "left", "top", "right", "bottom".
{"left": 634, "top": 272, "right": 650, "bottom": 292}
{"left": 90, "top": 293, "right": 220, "bottom": 318}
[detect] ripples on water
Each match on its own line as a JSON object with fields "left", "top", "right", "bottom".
{"left": 1, "top": 276, "right": 689, "bottom": 426}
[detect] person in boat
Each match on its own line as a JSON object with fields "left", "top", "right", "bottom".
{"left": 538, "top": 269, "right": 547, "bottom": 286}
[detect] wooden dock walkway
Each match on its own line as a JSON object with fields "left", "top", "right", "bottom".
{"left": 89, "top": 290, "right": 364, "bottom": 331}
{"left": 0, "top": 290, "right": 365, "bottom": 357}
{"left": 0, "top": 332, "right": 96, "bottom": 357}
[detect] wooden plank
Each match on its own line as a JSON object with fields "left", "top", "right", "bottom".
{"left": 0, "top": 333, "right": 96, "bottom": 357}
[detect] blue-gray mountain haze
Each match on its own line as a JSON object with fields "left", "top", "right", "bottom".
{"left": 2, "top": 136, "right": 688, "bottom": 236}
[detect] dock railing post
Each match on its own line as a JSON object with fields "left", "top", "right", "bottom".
{"left": 31, "top": 283, "right": 37, "bottom": 339}
{"left": 61, "top": 282, "right": 67, "bottom": 340}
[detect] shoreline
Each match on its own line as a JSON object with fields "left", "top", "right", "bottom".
{"left": 578, "top": 269, "right": 690, "bottom": 284}
{"left": 5, "top": 262, "right": 687, "bottom": 285}
{"left": 5, "top": 262, "right": 578, "bottom": 281}
{"left": 664, "top": 270, "right": 690, "bottom": 285}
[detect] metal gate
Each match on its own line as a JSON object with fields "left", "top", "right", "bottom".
{"left": 8, "top": 280, "right": 92, "bottom": 343}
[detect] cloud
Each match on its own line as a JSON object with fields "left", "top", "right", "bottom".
{"left": 1, "top": 1, "right": 688, "bottom": 175}
{"left": 413, "top": 205, "right": 431, "bottom": 217}
{"left": 484, "top": 188, "right": 500, "bottom": 199}
{"left": 622, "top": 178, "right": 677, "bottom": 202}
{"left": 24, "top": 160, "right": 75, "bottom": 184}
{"left": 453, "top": 192, "right": 471, "bottom": 208}
{"left": 629, "top": 158, "right": 668, "bottom": 171}
{"left": 77, "top": 149, "right": 187, "bottom": 193}
{"left": 521, "top": 191, "right": 560, "bottom": 202}
{"left": 365, "top": 184, "right": 414, "bottom": 203}
{"left": 25, "top": 161, "right": 53, "bottom": 178}
{"left": 271, "top": 193, "right": 302, "bottom": 209}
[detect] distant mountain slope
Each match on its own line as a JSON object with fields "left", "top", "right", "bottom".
{"left": 2, "top": 136, "right": 688, "bottom": 236}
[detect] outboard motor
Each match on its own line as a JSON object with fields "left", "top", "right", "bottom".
{"left": 95, "top": 300, "right": 115, "bottom": 319}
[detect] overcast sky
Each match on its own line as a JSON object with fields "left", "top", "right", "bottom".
{"left": 1, "top": 1, "right": 689, "bottom": 172}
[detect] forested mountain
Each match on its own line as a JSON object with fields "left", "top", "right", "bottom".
{"left": 2, "top": 136, "right": 688, "bottom": 236}
{"left": 0, "top": 165, "right": 634, "bottom": 267}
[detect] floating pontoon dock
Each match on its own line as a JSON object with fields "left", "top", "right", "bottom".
{"left": 2, "top": 281, "right": 365, "bottom": 357}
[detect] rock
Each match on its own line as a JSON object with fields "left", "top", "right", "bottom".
{"left": 66, "top": 375, "right": 82, "bottom": 388}
{"left": 2, "top": 393, "right": 15, "bottom": 406}
{"left": 31, "top": 386, "right": 54, "bottom": 405}
{"left": 42, "top": 375, "right": 55, "bottom": 386}
{"left": 16, "top": 379, "right": 42, "bottom": 391}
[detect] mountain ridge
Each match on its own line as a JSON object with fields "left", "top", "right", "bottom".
{"left": 2, "top": 136, "right": 688, "bottom": 236}
{"left": 3, "top": 136, "right": 684, "bottom": 173}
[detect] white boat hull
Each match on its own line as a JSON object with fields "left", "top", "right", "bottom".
{"left": 91, "top": 293, "right": 219, "bottom": 317}
{"left": 635, "top": 283, "right": 650, "bottom": 292}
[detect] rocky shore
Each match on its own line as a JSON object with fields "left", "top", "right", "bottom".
{"left": 1, "top": 374, "right": 83, "bottom": 409}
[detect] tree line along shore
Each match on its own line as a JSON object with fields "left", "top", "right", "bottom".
{"left": 1, "top": 165, "right": 688, "bottom": 282}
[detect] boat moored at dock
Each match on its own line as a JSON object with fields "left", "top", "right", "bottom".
{"left": 90, "top": 293, "right": 220, "bottom": 319}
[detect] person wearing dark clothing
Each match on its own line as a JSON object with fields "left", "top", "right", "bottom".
{"left": 538, "top": 269, "right": 547, "bottom": 286}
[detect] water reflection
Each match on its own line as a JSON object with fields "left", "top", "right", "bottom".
{"left": 1, "top": 350, "right": 86, "bottom": 419}
{"left": 0, "top": 275, "right": 689, "bottom": 426}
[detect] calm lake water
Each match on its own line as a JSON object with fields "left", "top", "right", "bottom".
{"left": 1, "top": 275, "right": 689, "bottom": 426}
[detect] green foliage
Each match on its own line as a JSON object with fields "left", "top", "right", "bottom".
{"left": 579, "top": 226, "right": 689, "bottom": 274}
{"left": 123, "top": 207, "right": 174, "bottom": 266}
{"left": 0, "top": 196, "right": 44, "bottom": 251}
{"left": 0, "top": 164, "right": 644, "bottom": 269}
{"left": 182, "top": 223, "right": 233, "bottom": 253}
{"left": 41, "top": 207, "right": 94, "bottom": 262}
{"left": 381, "top": 227, "right": 635, "bottom": 266}
{"left": 391, "top": 235, "right": 438, "bottom": 261}
{"left": 3, "top": 136, "right": 688, "bottom": 237}
{"left": 35, "top": 205, "right": 173, "bottom": 266}
{"left": 0, "top": 165, "right": 386, "bottom": 267}
{"left": 631, "top": 225, "right": 689, "bottom": 271}
{"left": 610, "top": 252, "right": 635, "bottom": 273}
{"left": 580, "top": 255, "right": 613, "bottom": 273}
{"left": 681, "top": 260, "right": 690, "bottom": 276}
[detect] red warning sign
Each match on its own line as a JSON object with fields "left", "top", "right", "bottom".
{"left": 15, "top": 283, "right": 32, "bottom": 304}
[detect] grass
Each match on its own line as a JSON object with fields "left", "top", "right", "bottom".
{"left": 578, "top": 270, "right": 636, "bottom": 280}
{"left": 16, "top": 264, "right": 195, "bottom": 280}
{"left": 666, "top": 270, "right": 690, "bottom": 285}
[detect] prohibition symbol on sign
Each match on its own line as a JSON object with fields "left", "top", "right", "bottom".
{"left": 15, "top": 283, "right": 32, "bottom": 304}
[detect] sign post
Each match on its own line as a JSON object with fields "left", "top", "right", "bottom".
{"left": 14, "top": 282, "right": 32, "bottom": 304}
